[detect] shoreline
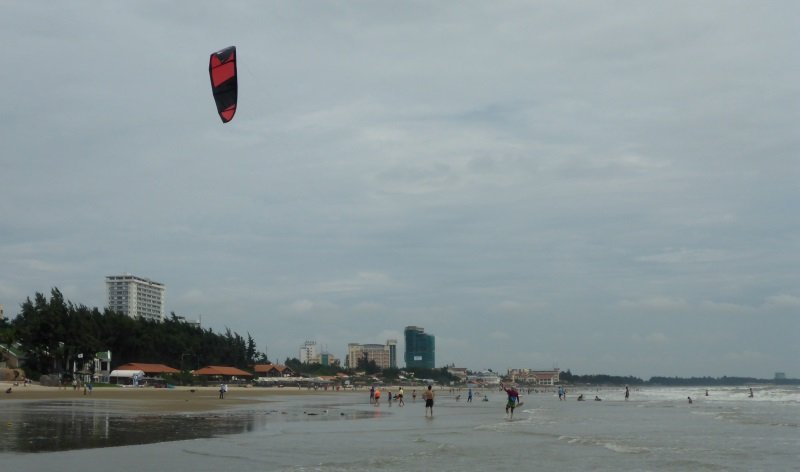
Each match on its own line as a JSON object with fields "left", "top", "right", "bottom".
{"left": 0, "top": 381, "right": 357, "bottom": 413}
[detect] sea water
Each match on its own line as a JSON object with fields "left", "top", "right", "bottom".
{"left": 1, "top": 386, "right": 798, "bottom": 471}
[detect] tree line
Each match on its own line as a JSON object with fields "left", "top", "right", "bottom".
{"left": 561, "top": 370, "right": 798, "bottom": 386}
{"left": 0, "top": 288, "right": 268, "bottom": 379}
{"left": 0, "top": 288, "right": 460, "bottom": 384}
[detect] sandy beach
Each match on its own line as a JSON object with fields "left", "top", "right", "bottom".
{"left": 0, "top": 381, "right": 348, "bottom": 413}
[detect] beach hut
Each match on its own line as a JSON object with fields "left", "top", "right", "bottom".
{"left": 192, "top": 366, "right": 253, "bottom": 384}
{"left": 253, "top": 364, "right": 295, "bottom": 378}
{"left": 109, "top": 369, "right": 145, "bottom": 386}
{"left": 116, "top": 363, "right": 179, "bottom": 376}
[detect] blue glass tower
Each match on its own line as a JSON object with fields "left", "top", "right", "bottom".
{"left": 404, "top": 326, "right": 435, "bottom": 369}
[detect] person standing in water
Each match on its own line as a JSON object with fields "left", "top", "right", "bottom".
{"left": 423, "top": 385, "right": 435, "bottom": 417}
{"left": 625, "top": 386, "right": 630, "bottom": 401}
{"left": 501, "top": 383, "right": 521, "bottom": 419}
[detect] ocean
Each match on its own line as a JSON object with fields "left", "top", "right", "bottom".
{"left": 1, "top": 385, "right": 798, "bottom": 471}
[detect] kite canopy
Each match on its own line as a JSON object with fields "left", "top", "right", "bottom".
{"left": 209, "top": 46, "right": 237, "bottom": 123}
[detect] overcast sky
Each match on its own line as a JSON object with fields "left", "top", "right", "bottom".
{"left": 1, "top": 1, "right": 798, "bottom": 378}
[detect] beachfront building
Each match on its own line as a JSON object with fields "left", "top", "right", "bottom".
{"left": 193, "top": 365, "right": 253, "bottom": 383}
{"left": 345, "top": 340, "right": 397, "bottom": 369}
{"left": 468, "top": 370, "right": 502, "bottom": 386}
{"left": 0, "top": 303, "right": 4, "bottom": 320}
{"left": 404, "top": 326, "right": 435, "bottom": 369}
{"left": 253, "top": 364, "right": 295, "bottom": 378}
{"left": 93, "top": 351, "right": 112, "bottom": 383}
{"left": 507, "top": 368, "right": 561, "bottom": 385}
{"left": 299, "top": 341, "right": 318, "bottom": 364}
{"left": 116, "top": 362, "right": 179, "bottom": 378}
{"left": 106, "top": 274, "right": 166, "bottom": 322}
{"left": 109, "top": 369, "right": 145, "bottom": 385}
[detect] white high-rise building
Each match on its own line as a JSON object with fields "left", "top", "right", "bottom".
{"left": 299, "top": 341, "right": 318, "bottom": 364}
{"left": 106, "top": 274, "right": 166, "bottom": 322}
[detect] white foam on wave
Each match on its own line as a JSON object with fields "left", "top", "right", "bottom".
{"left": 602, "top": 442, "right": 649, "bottom": 454}
{"left": 558, "top": 434, "right": 650, "bottom": 454}
{"left": 629, "top": 386, "right": 800, "bottom": 404}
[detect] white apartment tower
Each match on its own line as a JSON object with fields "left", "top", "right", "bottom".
{"left": 299, "top": 341, "right": 318, "bottom": 364}
{"left": 106, "top": 274, "right": 166, "bottom": 322}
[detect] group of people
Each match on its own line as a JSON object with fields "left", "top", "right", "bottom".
{"left": 369, "top": 385, "right": 408, "bottom": 407}
{"left": 365, "top": 385, "right": 437, "bottom": 417}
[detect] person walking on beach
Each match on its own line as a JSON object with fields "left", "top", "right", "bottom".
{"left": 374, "top": 388, "right": 381, "bottom": 406}
{"left": 219, "top": 383, "right": 225, "bottom": 399}
{"left": 369, "top": 386, "right": 375, "bottom": 404}
{"left": 624, "top": 386, "right": 630, "bottom": 401}
{"left": 412, "top": 389, "right": 417, "bottom": 402}
{"left": 398, "top": 387, "right": 405, "bottom": 407}
{"left": 423, "top": 385, "right": 435, "bottom": 417}
{"left": 467, "top": 388, "right": 473, "bottom": 403}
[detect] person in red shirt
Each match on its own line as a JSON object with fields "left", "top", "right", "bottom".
{"left": 501, "top": 383, "right": 521, "bottom": 419}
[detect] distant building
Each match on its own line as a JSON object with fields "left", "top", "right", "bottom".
{"left": 447, "top": 367, "right": 468, "bottom": 381}
{"left": 298, "top": 341, "right": 339, "bottom": 366}
{"left": 313, "top": 352, "right": 340, "bottom": 367}
{"left": 299, "top": 341, "right": 318, "bottom": 364}
{"left": 775, "top": 372, "right": 786, "bottom": 380}
{"left": 0, "top": 303, "right": 4, "bottom": 320}
{"left": 106, "top": 274, "right": 165, "bottom": 322}
{"left": 468, "top": 370, "right": 502, "bottom": 386}
{"left": 507, "top": 368, "right": 561, "bottom": 385}
{"left": 253, "top": 364, "right": 295, "bottom": 378}
{"left": 173, "top": 315, "right": 201, "bottom": 328}
{"left": 404, "top": 326, "right": 435, "bottom": 369}
{"left": 346, "top": 340, "right": 397, "bottom": 369}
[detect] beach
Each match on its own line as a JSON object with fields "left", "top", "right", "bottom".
{"left": 0, "top": 381, "right": 332, "bottom": 413}
{"left": 2, "top": 383, "right": 798, "bottom": 471}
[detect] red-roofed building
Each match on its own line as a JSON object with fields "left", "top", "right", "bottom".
{"left": 253, "top": 364, "right": 295, "bottom": 378}
{"left": 116, "top": 363, "right": 179, "bottom": 376}
{"left": 193, "top": 365, "right": 253, "bottom": 381}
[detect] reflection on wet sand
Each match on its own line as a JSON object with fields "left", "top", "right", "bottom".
{"left": 0, "top": 400, "right": 379, "bottom": 453}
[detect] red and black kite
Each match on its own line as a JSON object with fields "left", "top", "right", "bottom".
{"left": 209, "top": 46, "right": 237, "bottom": 123}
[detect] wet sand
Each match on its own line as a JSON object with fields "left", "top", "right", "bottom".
{"left": 0, "top": 381, "right": 351, "bottom": 413}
